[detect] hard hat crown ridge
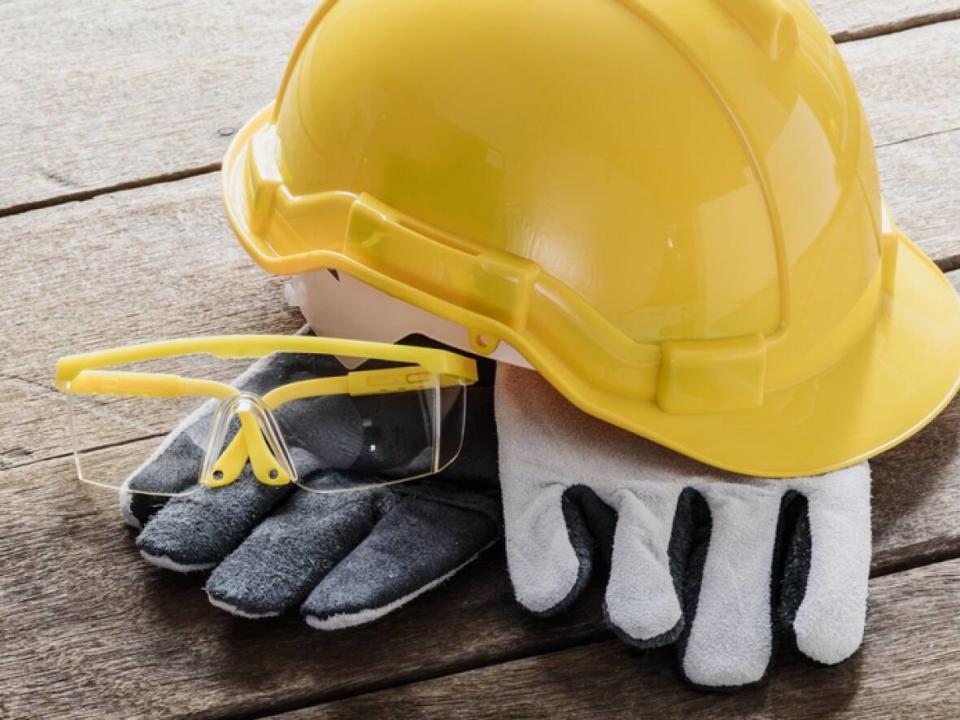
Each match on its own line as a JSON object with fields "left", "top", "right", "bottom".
{"left": 223, "top": 0, "right": 960, "bottom": 477}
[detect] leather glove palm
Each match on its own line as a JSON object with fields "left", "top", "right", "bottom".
{"left": 123, "top": 350, "right": 500, "bottom": 628}
{"left": 495, "top": 365, "right": 871, "bottom": 690}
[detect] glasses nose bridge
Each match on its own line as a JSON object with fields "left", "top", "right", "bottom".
{"left": 200, "top": 392, "right": 296, "bottom": 489}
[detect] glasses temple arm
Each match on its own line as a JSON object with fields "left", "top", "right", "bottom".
{"left": 262, "top": 366, "right": 466, "bottom": 409}
{"left": 61, "top": 371, "right": 237, "bottom": 400}
{"left": 55, "top": 336, "right": 478, "bottom": 383}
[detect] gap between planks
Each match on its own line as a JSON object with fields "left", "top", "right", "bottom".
{"left": 0, "top": 163, "right": 219, "bottom": 219}
{"left": 831, "top": 7, "right": 960, "bottom": 41}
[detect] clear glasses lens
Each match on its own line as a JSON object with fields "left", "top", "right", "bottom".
{"left": 65, "top": 352, "right": 468, "bottom": 496}
{"left": 291, "top": 375, "right": 467, "bottom": 493}
{"left": 65, "top": 392, "right": 215, "bottom": 497}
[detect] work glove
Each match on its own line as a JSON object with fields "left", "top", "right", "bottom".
{"left": 122, "top": 346, "right": 500, "bottom": 628}
{"left": 495, "top": 364, "right": 871, "bottom": 690}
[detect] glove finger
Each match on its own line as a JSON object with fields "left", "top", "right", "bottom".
{"left": 780, "top": 464, "right": 871, "bottom": 665}
{"left": 603, "top": 484, "right": 684, "bottom": 647}
{"left": 301, "top": 494, "right": 499, "bottom": 629}
{"left": 496, "top": 366, "right": 589, "bottom": 615}
{"left": 204, "top": 481, "right": 379, "bottom": 618}
{"left": 678, "top": 484, "right": 782, "bottom": 690}
{"left": 136, "top": 469, "right": 292, "bottom": 572}
{"left": 501, "top": 476, "right": 590, "bottom": 615}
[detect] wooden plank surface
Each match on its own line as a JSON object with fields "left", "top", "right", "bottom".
{"left": 0, "top": 174, "right": 303, "bottom": 473}
{"left": 0, "top": 0, "right": 316, "bottom": 212}
{"left": 2, "top": 0, "right": 958, "bottom": 214}
{"left": 2, "top": 3, "right": 960, "bottom": 720}
{"left": 276, "top": 559, "right": 960, "bottom": 720}
{"left": 840, "top": 20, "right": 960, "bottom": 147}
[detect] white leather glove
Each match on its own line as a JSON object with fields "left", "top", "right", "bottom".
{"left": 495, "top": 364, "right": 871, "bottom": 690}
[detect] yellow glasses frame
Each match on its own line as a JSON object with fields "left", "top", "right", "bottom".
{"left": 56, "top": 335, "right": 478, "bottom": 491}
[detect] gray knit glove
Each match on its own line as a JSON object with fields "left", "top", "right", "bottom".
{"left": 123, "top": 350, "right": 500, "bottom": 628}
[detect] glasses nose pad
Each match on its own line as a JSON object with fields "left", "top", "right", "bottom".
{"left": 199, "top": 394, "right": 297, "bottom": 489}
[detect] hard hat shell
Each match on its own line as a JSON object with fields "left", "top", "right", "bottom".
{"left": 223, "top": 0, "right": 960, "bottom": 477}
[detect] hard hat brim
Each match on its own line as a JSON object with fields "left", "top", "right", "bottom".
{"left": 595, "top": 233, "right": 960, "bottom": 477}
{"left": 224, "top": 105, "right": 960, "bottom": 478}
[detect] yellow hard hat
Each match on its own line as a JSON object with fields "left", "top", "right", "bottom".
{"left": 222, "top": 0, "right": 960, "bottom": 478}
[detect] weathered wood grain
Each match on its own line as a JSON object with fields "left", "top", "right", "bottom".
{"left": 3, "top": 1, "right": 959, "bottom": 214}
{"left": 837, "top": 21, "right": 960, "bottom": 269}
{"left": 872, "top": 346, "right": 960, "bottom": 570}
{"left": 0, "top": 0, "right": 316, "bottom": 212}
{"left": 840, "top": 20, "right": 960, "bottom": 148}
{"left": 276, "top": 559, "right": 960, "bottom": 720}
{"left": 877, "top": 130, "right": 960, "bottom": 271}
{"left": 812, "top": 0, "right": 960, "bottom": 40}
{"left": 0, "top": 174, "right": 303, "bottom": 472}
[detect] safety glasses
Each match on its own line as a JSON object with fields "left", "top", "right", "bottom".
{"left": 55, "top": 335, "right": 477, "bottom": 496}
